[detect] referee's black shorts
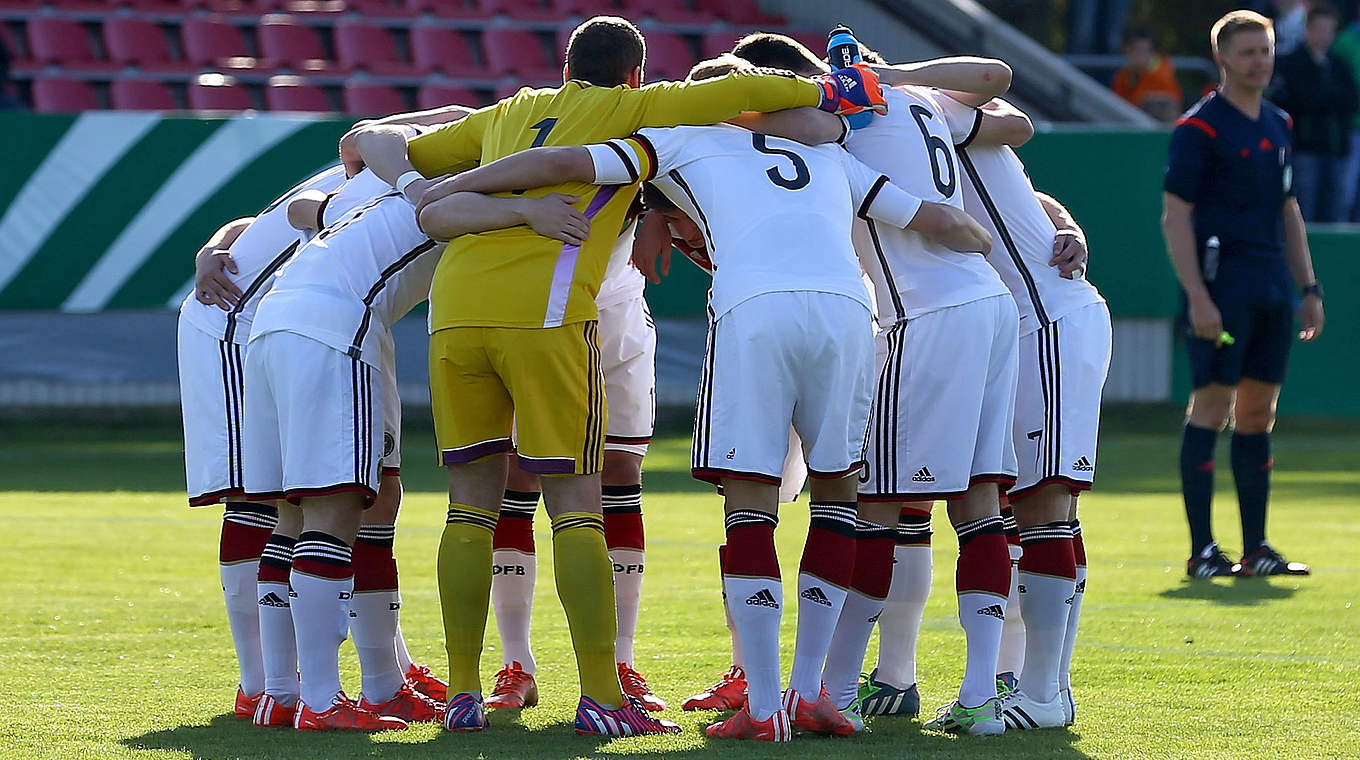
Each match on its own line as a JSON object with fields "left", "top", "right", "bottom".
{"left": 1183, "top": 257, "right": 1296, "bottom": 389}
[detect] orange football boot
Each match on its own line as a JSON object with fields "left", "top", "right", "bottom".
{"left": 234, "top": 687, "right": 262, "bottom": 719}
{"left": 618, "top": 663, "right": 667, "bottom": 711}
{"left": 358, "top": 682, "right": 444, "bottom": 723}
{"left": 485, "top": 661, "right": 539, "bottom": 709}
{"left": 705, "top": 704, "right": 792, "bottom": 741}
{"left": 682, "top": 666, "right": 747, "bottom": 711}
{"left": 293, "top": 693, "right": 408, "bottom": 732}
{"left": 784, "top": 686, "right": 855, "bottom": 737}
{"left": 405, "top": 663, "right": 449, "bottom": 702}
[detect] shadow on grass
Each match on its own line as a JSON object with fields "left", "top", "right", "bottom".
{"left": 122, "top": 712, "right": 1098, "bottom": 760}
{"left": 1159, "top": 577, "right": 1299, "bottom": 605}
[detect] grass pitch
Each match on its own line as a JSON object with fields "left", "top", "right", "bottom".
{"left": 1, "top": 411, "right": 1356, "bottom": 760}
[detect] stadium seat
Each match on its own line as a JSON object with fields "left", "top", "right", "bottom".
{"left": 482, "top": 0, "right": 559, "bottom": 21}
{"left": 182, "top": 18, "right": 253, "bottom": 68}
{"left": 111, "top": 79, "right": 177, "bottom": 110}
{"left": 493, "top": 82, "right": 527, "bottom": 101}
{"left": 409, "top": 26, "right": 481, "bottom": 76}
{"left": 103, "top": 18, "right": 188, "bottom": 73}
{"left": 623, "top": 0, "right": 710, "bottom": 24}
{"left": 416, "top": 82, "right": 481, "bottom": 109}
{"left": 405, "top": 0, "right": 491, "bottom": 18}
{"left": 695, "top": 0, "right": 781, "bottom": 25}
{"left": 265, "top": 74, "right": 332, "bottom": 111}
{"left": 700, "top": 29, "right": 739, "bottom": 59}
{"left": 258, "top": 15, "right": 333, "bottom": 72}
{"left": 27, "top": 17, "right": 116, "bottom": 73}
{"left": 641, "top": 31, "right": 694, "bottom": 81}
{"left": 343, "top": 81, "right": 407, "bottom": 115}
{"left": 334, "top": 22, "right": 413, "bottom": 75}
{"left": 551, "top": 0, "right": 616, "bottom": 16}
{"left": 188, "top": 73, "right": 253, "bottom": 110}
{"left": 483, "top": 27, "right": 558, "bottom": 80}
{"left": 347, "top": 0, "right": 419, "bottom": 17}
{"left": 31, "top": 77, "right": 98, "bottom": 111}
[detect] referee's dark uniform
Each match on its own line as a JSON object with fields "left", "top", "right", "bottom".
{"left": 1166, "top": 90, "right": 1297, "bottom": 387}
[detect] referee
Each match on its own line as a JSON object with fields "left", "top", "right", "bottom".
{"left": 1163, "top": 10, "right": 1324, "bottom": 579}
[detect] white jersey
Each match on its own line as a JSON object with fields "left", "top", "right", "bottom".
{"left": 177, "top": 165, "right": 347, "bottom": 344}
{"left": 249, "top": 190, "right": 440, "bottom": 370}
{"left": 320, "top": 168, "right": 393, "bottom": 230}
{"left": 596, "top": 224, "right": 646, "bottom": 310}
{"left": 931, "top": 97, "right": 1106, "bottom": 335}
{"left": 609, "top": 124, "right": 921, "bottom": 320}
{"left": 843, "top": 86, "right": 1009, "bottom": 327}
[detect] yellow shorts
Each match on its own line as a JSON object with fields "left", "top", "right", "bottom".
{"left": 430, "top": 322, "right": 607, "bottom": 475}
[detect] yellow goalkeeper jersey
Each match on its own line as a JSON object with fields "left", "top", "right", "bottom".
{"left": 409, "top": 72, "right": 823, "bottom": 330}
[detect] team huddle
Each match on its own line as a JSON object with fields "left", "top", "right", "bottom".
{"left": 176, "top": 15, "right": 1110, "bottom": 741}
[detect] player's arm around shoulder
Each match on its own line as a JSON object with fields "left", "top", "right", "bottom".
{"left": 971, "top": 98, "right": 1035, "bottom": 147}
{"left": 417, "top": 192, "right": 590, "bottom": 246}
{"left": 727, "top": 107, "right": 847, "bottom": 146}
{"left": 873, "top": 56, "right": 1012, "bottom": 105}
{"left": 631, "top": 70, "right": 823, "bottom": 128}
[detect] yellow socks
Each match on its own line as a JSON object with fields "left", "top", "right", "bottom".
{"left": 551, "top": 511, "right": 624, "bottom": 708}
{"left": 439, "top": 503, "right": 498, "bottom": 695}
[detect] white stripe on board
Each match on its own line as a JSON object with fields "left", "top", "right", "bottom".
{"left": 64, "top": 117, "right": 310, "bottom": 312}
{"left": 0, "top": 113, "right": 161, "bottom": 293}
{"left": 164, "top": 161, "right": 344, "bottom": 308}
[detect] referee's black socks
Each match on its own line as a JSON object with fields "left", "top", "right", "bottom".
{"left": 1180, "top": 423, "right": 1219, "bottom": 555}
{"left": 1231, "top": 432, "right": 1272, "bottom": 553}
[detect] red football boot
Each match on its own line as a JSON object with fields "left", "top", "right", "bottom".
{"left": 705, "top": 704, "right": 792, "bottom": 741}
{"left": 618, "top": 662, "right": 667, "bottom": 711}
{"left": 358, "top": 682, "right": 444, "bottom": 723}
{"left": 682, "top": 666, "right": 747, "bottom": 711}
{"left": 485, "top": 661, "right": 539, "bottom": 709}
{"left": 252, "top": 694, "right": 296, "bottom": 727}
{"left": 405, "top": 663, "right": 449, "bottom": 702}
{"left": 234, "top": 687, "right": 262, "bottom": 719}
{"left": 293, "top": 693, "right": 408, "bottom": 732}
{"left": 784, "top": 686, "right": 856, "bottom": 737}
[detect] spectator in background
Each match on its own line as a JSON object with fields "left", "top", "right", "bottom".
{"left": 0, "top": 31, "right": 24, "bottom": 110}
{"left": 1113, "top": 25, "right": 1184, "bottom": 121}
{"left": 1331, "top": 3, "right": 1360, "bottom": 220}
{"left": 1272, "top": 3, "right": 1359, "bottom": 221}
{"left": 1068, "top": 0, "right": 1133, "bottom": 54}
{"left": 1271, "top": 0, "right": 1310, "bottom": 55}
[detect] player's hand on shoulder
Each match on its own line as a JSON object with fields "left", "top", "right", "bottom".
{"left": 815, "top": 63, "right": 889, "bottom": 117}
{"left": 631, "top": 210, "right": 673, "bottom": 284}
{"left": 1298, "top": 295, "right": 1324, "bottom": 342}
{"left": 1051, "top": 228, "right": 1088, "bottom": 279}
{"left": 519, "top": 193, "right": 590, "bottom": 245}
{"left": 194, "top": 248, "right": 241, "bottom": 311}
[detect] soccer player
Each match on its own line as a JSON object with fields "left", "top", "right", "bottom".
{"left": 420, "top": 62, "right": 992, "bottom": 740}
{"left": 924, "top": 94, "right": 1109, "bottom": 729}
{"left": 1163, "top": 10, "right": 1323, "bottom": 578}
{"left": 353, "top": 15, "right": 885, "bottom": 735}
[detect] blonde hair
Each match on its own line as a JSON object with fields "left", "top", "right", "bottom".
{"left": 1211, "top": 10, "right": 1274, "bottom": 56}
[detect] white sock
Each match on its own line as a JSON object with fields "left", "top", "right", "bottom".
{"left": 257, "top": 579, "right": 299, "bottom": 704}
{"left": 491, "top": 548, "right": 537, "bottom": 673}
{"left": 875, "top": 544, "right": 931, "bottom": 688}
{"left": 1059, "top": 564, "right": 1086, "bottom": 692}
{"left": 291, "top": 534, "right": 354, "bottom": 709}
{"left": 221, "top": 560, "right": 265, "bottom": 696}
{"left": 350, "top": 590, "right": 404, "bottom": 703}
{"left": 956, "top": 591, "right": 1006, "bottom": 708}
{"left": 1017, "top": 572, "right": 1075, "bottom": 703}
{"left": 788, "top": 572, "right": 848, "bottom": 698}
{"left": 610, "top": 548, "right": 644, "bottom": 666}
{"left": 723, "top": 587, "right": 744, "bottom": 669}
{"left": 393, "top": 615, "right": 414, "bottom": 673}
{"left": 997, "top": 542, "right": 1026, "bottom": 677}
{"left": 724, "top": 575, "right": 783, "bottom": 721}
{"left": 821, "top": 589, "right": 885, "bottom": 708}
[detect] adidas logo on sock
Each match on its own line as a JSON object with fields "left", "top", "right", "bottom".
{"left": 258, "top": 592, "right": 289, "bottom": 608}
{"left": 977, "top": 604, "right": 1005, "bottom": 620}
{"left": 1075, "top": 580, "right": 1086, "bottom": 593}
{"left": 800, "top": 586, "right": 832, "bottom": 607}
{"left": 867, "top": 610, "right": 881, "bottom": 623}
{"left": 1017, "top": 584, "right": 1027, "bottom": 594}
{"left": 745, "top": 589, "right": 779, "bottom": 608}
{"left": 911, "top": 466, "right": 935, "bottom": 483}
{"left": 1072, "top": 456, "right": 1094, "bottom": 472}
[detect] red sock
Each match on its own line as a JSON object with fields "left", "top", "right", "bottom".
{"left": 954, "top": 516, "right": 1010, "bottom": 596}
{"left": 353, "top": 524, "right": 398, "bottom": 592}
{"left": 799, "top": 502, "right": 857, "bottom": 588}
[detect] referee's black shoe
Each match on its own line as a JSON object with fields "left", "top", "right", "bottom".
{"left": 1186, "top": 542, "right": 1241, "bottom": 578}
{"left": 1238, "top": 543, "right": 1311, "bottom": 576}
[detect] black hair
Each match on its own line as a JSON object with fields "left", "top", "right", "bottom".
{"left": 642, "top": 183, "right": 676, "bottom": 212}
{"left": 731, "top": 32, "right": 829, "bottom": 76}
{"left": 565, "top": 16, "right": 645, "bottom": 87}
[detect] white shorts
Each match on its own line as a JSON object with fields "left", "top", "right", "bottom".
{"left": 599, "top": 294, "right": 656, "bottom": 457}
{"left": 1010, "top": 301, "right": 1112, "bottom": 499}
{"left": 693, "top": 291, "right": 875, "bottom": 485}
{"left": 860, "top": 294, "right": 1020, "bottom": 501}
{"left": 242, "top": 331, "right": 392, "bottom": 505}
{"left": 177, "top": 318, "right": 247, "bottom": 507}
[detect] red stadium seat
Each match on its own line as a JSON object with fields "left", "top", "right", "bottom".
{"left": 181, "top": 18, "right": 252, "bottom": 67}
{"left": 551, "top": 0, "right": 616, "bottom": 16}
{"left": 483, "top": 27, "right": 558, "bottom": 80}
{"left": 641, "top": 31, "right": 694, "bottom": 82}
{"left": 788, "top": 30, "right": 829, "bottom": 60}
{"left": 347, "top": 0, "right": 419, "bottom": 17}
{"left": 103, "top": 18, "right": 188, "bottom": 73}
{"left": 27, "top": 18, "right": 116, "bottom": 72}
{"left": 623, "top": 0, "right": 710, "bottom": 24}
{"left": 111, "top": 79, "right": 177, "bottom": 110}
{"left": 188, "top": 73, "right": 253, "bottom": 110}
{"left": 258, "top": 15, "right": 333, "bottom": 72}
{"left": 343, "top": 82, "right": 407, "bottom": 114}
{"left": 417, "top": 82, "right": 481, "bottom": 109}
{"left": 334, "top": 22, "right": 412, "bottom": 75}
{"left": 695, "top": 0, "right": 781, "bottom": 24}
{"left": 410, "top": 26, "right": 481, "bottom": 76}
{"left": 265, "top": 74, "right": 332, "bottom": 111}
{"left": 700, "top": 29, "right": 739, "bottom": 59}
{"left": 493, "top": 82, "right": 526, "bottom": 101}
{"left": 482, "top": 0, "right": 558, "bottom": 21}
{"left": 31, "top": 77, "right": 99, "bottom": 111}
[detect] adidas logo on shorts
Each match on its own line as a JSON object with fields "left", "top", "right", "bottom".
{"left": 1072, "top": 456, "right": 1094, "bottom": 472}
{"left": 977, "top": 604, "right": 1005, "bottom": 620}
{"left": 800, "top": 586, "right": 832, "bottom": 607}
{"left": 911, "top": 466, "right": 935, "bottom": 483}
{"left": 745, "top": 589, "right": 779, "bottom": 608}
{"left": 258, "top": 592, "right": 289, "bottom": 608}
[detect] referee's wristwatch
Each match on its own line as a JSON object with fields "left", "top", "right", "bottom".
{"left": 1301, "top": 281, "right": 1324, "bottom": 301}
